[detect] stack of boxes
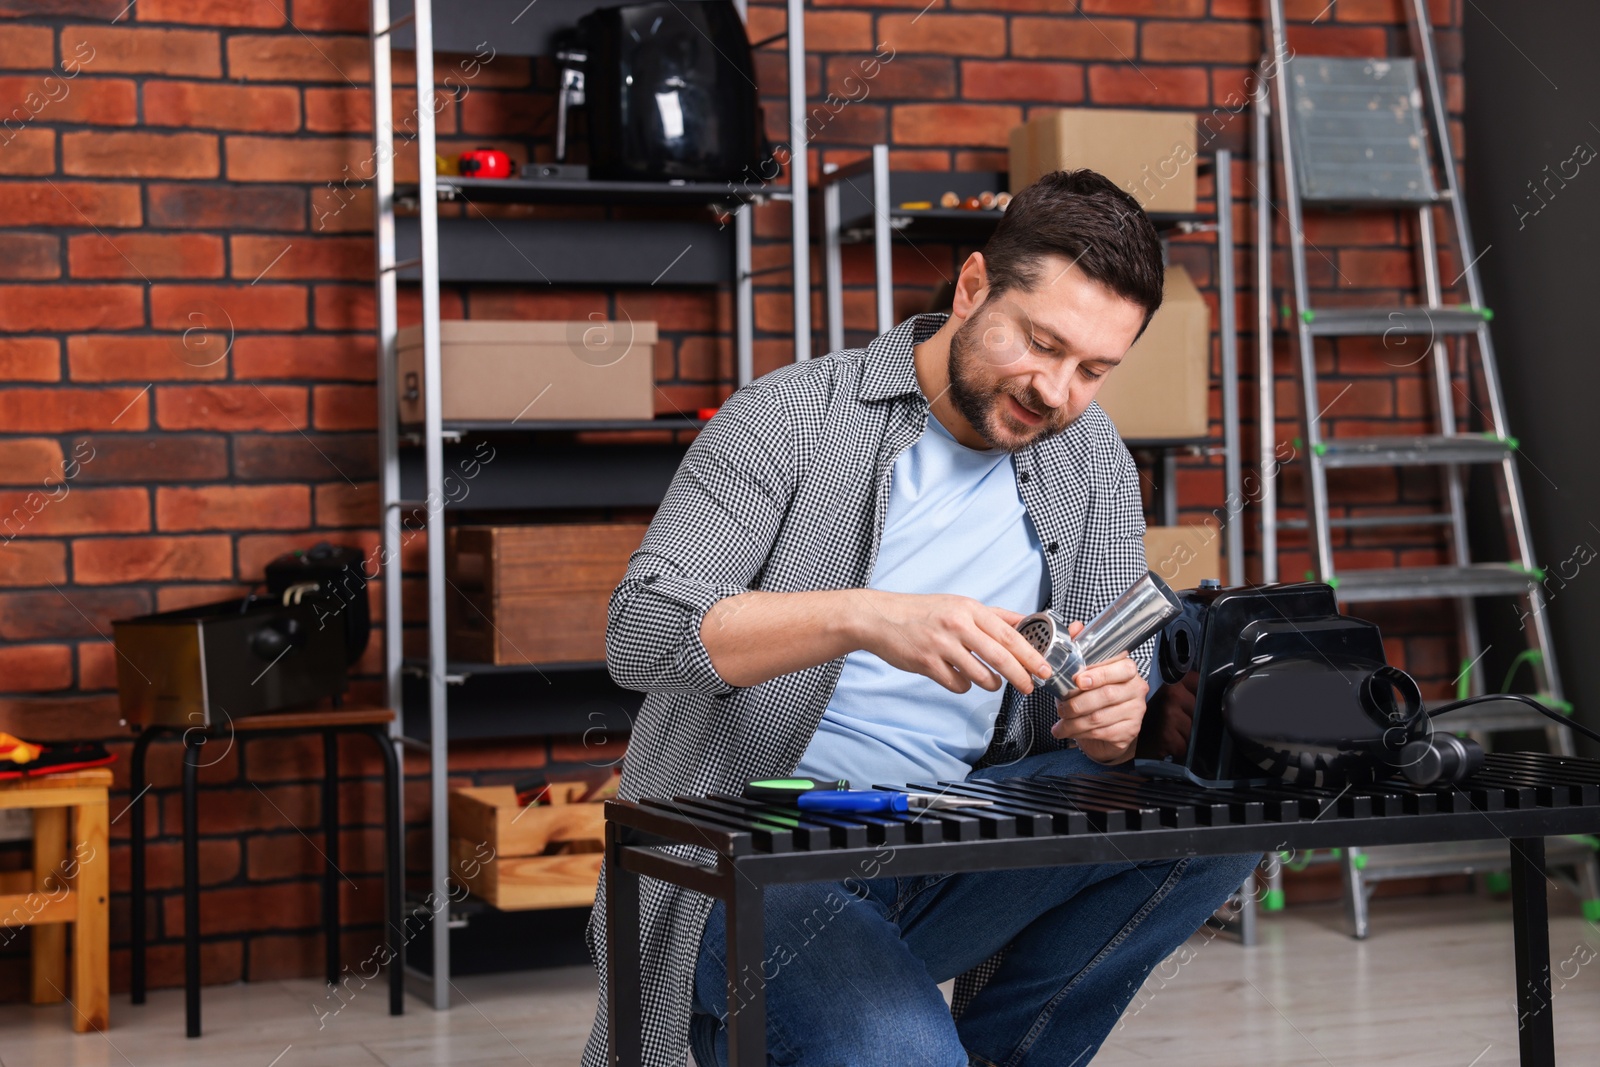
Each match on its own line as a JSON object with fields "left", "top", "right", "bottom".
{"left": 1011, "top": 108, "right": 1220, "bottom": 588}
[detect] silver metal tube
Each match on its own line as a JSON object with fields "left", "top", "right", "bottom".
{"left": 786, "top": 0, "right": 810, "bottom": 360}
{"left": 1267, "top": 0, "right": 1333, "bottom": 580}
{"left": 1018, "top": 572, "right": 1183, "bottom": 696}
{"left": 1254, "top": 66, "right": 1277, "bottom": 584}
{"left": 411, "top": 0, "right": 451, "bottom": 1012}
{"left": 1075, "top": 571, "right": 1184, "bottom": 668}
{"left": 1255, "top": 62, "right": 1277, "bottom": 585}
{"left": 369, "top": 0, "right": 408, "bottom": 1000}
{"left": 823, "top": 168, "right": 844, "bottom": 354}
{"left": 735, "top": 201, "right": 754, "bottom": 386}
{"left": 1216, "top": 148, "right": 1243, "bottom": 586}
{"left": 733, "top": 0, "right": 753, "bottom": 384}
{"left": 370, "top": 0, "right": 402, "bottom": 737}
{"left": 872, "top": 143, "right": 893, "bottom": 335}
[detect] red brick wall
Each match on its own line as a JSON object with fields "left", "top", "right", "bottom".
{"left": 0, "top": 0, "right": 1463, "bottom": 994}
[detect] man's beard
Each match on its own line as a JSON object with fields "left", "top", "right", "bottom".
{"left": 945, "top": 308, "right": 1073, "bottom": 452}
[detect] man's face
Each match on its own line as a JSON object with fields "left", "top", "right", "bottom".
{"left": 946, "top": 254, "right": 1149, "bottom": 453}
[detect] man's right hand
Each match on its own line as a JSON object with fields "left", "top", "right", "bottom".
{"left": 850, "top": 589, "right": 1053, "bottom": 696}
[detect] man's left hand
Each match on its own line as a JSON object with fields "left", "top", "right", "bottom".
{"left": 1049, "top": 620, "right": 1150, "bottom": 764}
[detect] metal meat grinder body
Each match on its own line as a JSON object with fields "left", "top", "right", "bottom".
{"left": 1015, "top": 571, "right": 1184, "bottom": 698}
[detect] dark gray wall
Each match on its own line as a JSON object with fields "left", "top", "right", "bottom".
{"left": 1463, "top": 1, "right": 1600, "bottom": 754}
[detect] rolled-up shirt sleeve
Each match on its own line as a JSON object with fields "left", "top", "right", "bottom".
{"left": 605, "top": 385, "right": 793, "bottom": 696}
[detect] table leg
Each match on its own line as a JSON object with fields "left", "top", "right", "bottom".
{"left": 182, "top": 731, "right": 201, "bottom": 1038}
{"left": 323, "top": 729, "right": 341, "bottom": 987}
{"left": 1510, "top": 836, "right": 1555, "bottom": 1067}
{"left": 724, "top": 875, "right": 765, "bottom": 1067}
{"left": 29, "top": 806, "right": 68, "bottom": 1005}
{"left": 605, "top": 825, "right": 644, "bottom": 1067}
{"left": 71, "top": 796, "right": 109, "bottom": 1032}
{"left": 129, "top": 728, "right": 154, "bottom": 1005}
{"left": 367, "top": 725, "right": 405, "bottom": 1015}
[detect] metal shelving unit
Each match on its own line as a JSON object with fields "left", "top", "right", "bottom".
{"left": 819, "top": 144, "right": 1244, "bottom": 584}
{"left": 369, "top": 0, "right": 809, "bottom": 1007}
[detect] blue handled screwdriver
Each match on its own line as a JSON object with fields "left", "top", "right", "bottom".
{"left": 742, "top": 780, "right": 993, "bottom": 814}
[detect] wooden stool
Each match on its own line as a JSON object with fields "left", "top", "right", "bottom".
{"left": 0, "top": 768, "right": 111, "bottom": 1032}
{"left": 127, "top": 708, "right": 404, "bottom": 1037}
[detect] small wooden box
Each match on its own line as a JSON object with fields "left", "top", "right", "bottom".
{"left": 448, "top": 785, "right": 605, "bottom": 911}
{"left": 446, "top": 522, "right": 649, "bottom": 665}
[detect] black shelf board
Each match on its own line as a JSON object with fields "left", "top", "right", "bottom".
{"left": 1124, "top": 435, "right": 1216, "bottom": 450}
{"left": 401, "top": 667, "right": 640, "bottom": 743}
{"left": 397, "top": 175, "right": 788, "bottom": 210}
{"left": 839, "top": 207, "right": 1213, "bottom": 245}
{"left": 399, "top": 436, "right": 689, "bottom": 509}
{"left": 827, "top": 165, "right": 1214, "bottom": 245}
{"left": 400, "top": 416, "right": 707, "bottom": 436}
{"left": 394, "top": 216, "right": 732, "bottom": 286}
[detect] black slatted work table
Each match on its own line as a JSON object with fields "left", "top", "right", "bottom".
{"left": 604, "top": 751, "right": 1600, "bottom": 1066}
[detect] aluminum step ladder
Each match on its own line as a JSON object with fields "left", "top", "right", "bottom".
{"left": 1255, "top": 0, "right": 1600, "bottom": 935}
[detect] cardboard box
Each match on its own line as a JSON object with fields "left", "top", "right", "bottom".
{"left": 1144, "top": 525, "right": 1223, "bottom": 592}
{"left": 1008, "top": 108, "right": 1197, "bottom": 212}
{"left": 396, "top": 319, "right": 656, "bottom": 423}
{"left": 446, "top": 522, "right": 650, "bottom": 665}
{"left": 1093, "top": 265, "right": 1210, "bottom": 442}
{"left": 449, "top": 785, "right": 604, "bottom": 910}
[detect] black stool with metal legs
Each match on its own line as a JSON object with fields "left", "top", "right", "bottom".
{"left": 127, "top": 707, "right": 405, "bottom": 1037}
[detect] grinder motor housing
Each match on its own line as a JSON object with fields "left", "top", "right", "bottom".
{"left": 1134, "top": 582, "right": 1484, "bottom": 789}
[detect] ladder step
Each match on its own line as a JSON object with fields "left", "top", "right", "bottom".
{"left": 1355, "top": 837, "right": 1596, "bottom": 881}
{"left": 1330, "top": 563, "right": 1539, "bottom": 602}
{"left": 1300, "top": 306, "right": 1490, "bottom": 337}
{"left": 1316, "top": 434, "right": 1515, "bottom": 468}
{"left": 1277, "top": 513, "right": 1453, "bottom": 530}
{"left": 1425, "top": 702, "right": 1563, "bottom": 735}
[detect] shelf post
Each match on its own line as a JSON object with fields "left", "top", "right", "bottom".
{"left": 1216, "top": 148, "right": 1244, "bottom": 586}
{"left": 732, "top": 0, "right": 755, "bottom": 386}
{"left": 786, "top": 0, "right": 810, "bottom": 360}
{"left": 872, "top": 144, "right": 892, "bottom": 336}
{"left": 369, "top": 0, "right": 410, "bottom": 1005}
{"left": 822, "top": 165, "right": 844, "bottom": 355}
{"left": 1254, "top": 61, "right": 1278, "bottom": 585}
{"left": 410, "top": 0, "right": 452, "bottom": 1012}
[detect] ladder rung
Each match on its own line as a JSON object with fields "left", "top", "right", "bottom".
{"left": 1277, "top": 513, "right": 1453, "bottom": 531}
{"left": 1424, "top": 703, "right": 1563, "bottom": 735}
{"left": 1316, "top": 434, "right": 1515, "bottom": 468}
{"left": 1330, "top": 563, "right": 1538, "bottom": 602}
{"left": 1301, "top": 306, "right": 1490, "bottom": 337}
{"left": 1354, "top": 837, "right": 1596, "bottom": 881}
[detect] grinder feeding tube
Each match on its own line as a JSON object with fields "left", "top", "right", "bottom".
{"left": 1015, "top": 570, "right": 1184, "bottom": 699}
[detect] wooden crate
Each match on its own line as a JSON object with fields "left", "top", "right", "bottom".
{"left": 446, "top": 522, "right": 649, "bottom": 665}
{"left": 449, "top": 839, "right": 602, "bottom": 910}
{"left": 448, "top": 785, "right": 605, "bottom": 911}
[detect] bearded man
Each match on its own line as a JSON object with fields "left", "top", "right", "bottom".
{"left": 581, "top": 168, "right": 1262, "bottom": 1067}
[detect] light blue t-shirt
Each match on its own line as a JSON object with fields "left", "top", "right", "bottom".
{"left": 793, "top": 413, "right": 1047, "bottom": 789}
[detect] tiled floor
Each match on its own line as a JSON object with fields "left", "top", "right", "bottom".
{"left": 2, "top": 893, "right": 1596, "bottom": 1066}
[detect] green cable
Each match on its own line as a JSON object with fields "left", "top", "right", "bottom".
{"left": 1501, "top": 649, "right": 1544, "bottom": 695}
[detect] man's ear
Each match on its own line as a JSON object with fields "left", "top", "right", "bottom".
{"left": 951, "top": 252, "right": 990, "bottom": 319}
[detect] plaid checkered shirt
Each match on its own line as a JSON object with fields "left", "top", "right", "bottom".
{"left": 581, "top": 311, "right": 1152, "bottom": 1067}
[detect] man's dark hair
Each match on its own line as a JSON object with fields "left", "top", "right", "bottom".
{"left": 980, "top": 168, "right": 1165, "bottom": 335}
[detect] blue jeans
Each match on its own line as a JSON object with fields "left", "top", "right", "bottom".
{"left": 687, "top": 746, "right": 1263, "bottom": 1066}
